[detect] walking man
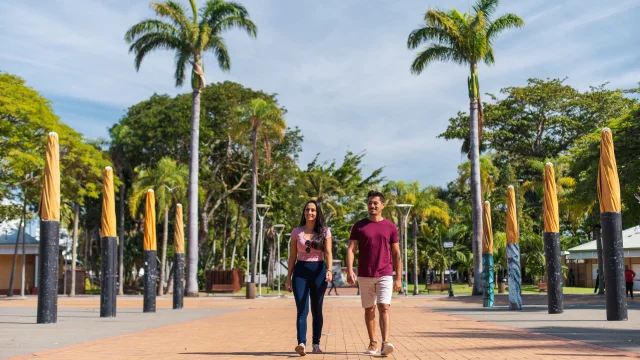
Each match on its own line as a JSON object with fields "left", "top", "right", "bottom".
{"left": 346, "top": 190, "right": 402, "bottom": 356}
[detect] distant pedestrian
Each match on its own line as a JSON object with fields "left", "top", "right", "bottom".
{"left": 625, "top": 265, "right": 636, "bottom": 299}
{"left": 594, "top": 271, "right": 600, "bottom": 293}
{"left": 327, "top": 272, "right": 339, "bottom": 295}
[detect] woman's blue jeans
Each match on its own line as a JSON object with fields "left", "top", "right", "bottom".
{"left": 292, "top": 260, "right": 327, "bottom": 345}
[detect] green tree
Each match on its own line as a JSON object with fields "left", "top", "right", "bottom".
{"left": 407, "top": 0, "right": 523, "bottom": 295}
{"left": 130, "top": 157, "right": 188, "bottom": 295}
{"left": 125, "top": 0, "right": 257, "bottom": 296}
{"left": 568, "top": 106, "right": 640, "bottom": 228}
{"left": 234, "top": 98, "right": 286, "bottom": 286}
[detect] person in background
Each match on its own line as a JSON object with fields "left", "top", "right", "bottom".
{"left": 625, "top": 265, "right": 636, "bottom": 299}
{"left": 327, "top": 271, "right": 339, "bottom": 295}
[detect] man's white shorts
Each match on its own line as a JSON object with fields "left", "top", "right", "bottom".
{"left": 358, "top": 276, "right": 393, "bottom": 308}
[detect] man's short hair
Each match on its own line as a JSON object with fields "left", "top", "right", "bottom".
{"left": 367, "top": 190, "right": 385, "bottom": 203}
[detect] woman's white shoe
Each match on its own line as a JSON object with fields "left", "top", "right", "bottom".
{"left": 295, "top": 343, "right": 306, "bottom": 356}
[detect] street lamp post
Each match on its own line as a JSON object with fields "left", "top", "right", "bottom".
{"left": 444, "top": 240, "right": 454, "bottom": 297}
{"left": 256, "top": 204, "right": 270, "bottom": 298}
{"left": 274, "top": 224, "right": 285, "bottom": 297}
{"left": 395, "top": 204, "right": 413, "bottom": 296}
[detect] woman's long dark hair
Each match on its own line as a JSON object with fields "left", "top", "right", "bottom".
{"left": 298, "top": 200, "right": 327, "bottom": 250}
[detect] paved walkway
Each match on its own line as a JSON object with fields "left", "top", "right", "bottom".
{"left": 2, "top": 294, "right": 639, "bottom": 359}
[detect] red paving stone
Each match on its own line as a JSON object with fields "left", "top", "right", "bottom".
{"left": 9, "top": 296, "right": 640, "bottom": 360}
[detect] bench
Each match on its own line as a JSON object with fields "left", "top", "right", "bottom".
{"left": 537, "top": 282, "right": 548, "bottom": 292}
{"left": 209, "top": 284, "right": 236, "bottom": 293}
{"left": 426, "top": 283, "right": 450, "bottom": 293}
{"left": 205, "top": 269, "right": 244, "bottom": 293}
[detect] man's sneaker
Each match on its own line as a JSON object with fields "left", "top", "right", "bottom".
{"left": 381, "top": 342, "right": 395, "bottom": 356}
{"left": 295, "top": 343, "right": 306, "bottom": 356}
{"left": 312, "top": 344, "right": 323, "bottom": 354}
{"left": 365, "top": 341, "right": 378, "bottom": 355}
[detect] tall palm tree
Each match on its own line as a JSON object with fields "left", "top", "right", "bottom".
{"left": 130, "top": 157, "right": 188, "bottom": 295}
{"left": 125, "top": 0, "right": 257, "bottom": 296}
{"left": 407, "top": 0, "right": 523, "bottom": 295}
{"left": 235, "top": 98, "right": 286, "bottom": 286}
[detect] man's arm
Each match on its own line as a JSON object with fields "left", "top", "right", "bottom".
{"left": 346, "top": 240, "right": 358, "bottom": 285}
{"left": 391, "top": 242, "right": 402, "bottom": 291}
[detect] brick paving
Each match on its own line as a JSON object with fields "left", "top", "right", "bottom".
{"left": 4, "top": 295, "right": 640, "bottom": 359}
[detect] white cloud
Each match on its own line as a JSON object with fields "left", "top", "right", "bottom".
{"left": 1, "top": 0, "right": 638, "bottom": 187}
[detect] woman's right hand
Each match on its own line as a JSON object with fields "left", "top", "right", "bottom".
{"left": 286, "top": 278, "right": 292, "bottom": 292}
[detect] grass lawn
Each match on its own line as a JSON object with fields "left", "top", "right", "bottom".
{"left": 405, "top": 283, "right": 594, "bottom": 295}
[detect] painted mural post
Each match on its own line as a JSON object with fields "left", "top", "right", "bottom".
{"left": 143, "top": 189, "right": 157, "bottom": 313}
{"left": 543, "top": 163, "right": 563, "bottom": 314}
{"left": 37, "top": 132, "right": 60, "bottom": 324}
{"left": 482, "top": 201, "right": 494, "bottom": 308}
{"left": 100, "top": 167, "right": 118, "bottom": 317}
{"left": 598, "top": 128, "right": 627, "bottom": 321}
{"left": 506, "top": 186, "right": 522, "bottom": 310}
{"left": 173, "top": 204, "right": 185, "bottom": 310}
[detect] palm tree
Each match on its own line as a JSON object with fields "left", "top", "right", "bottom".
{"left": 130, "top": 157, "right": 188, "bottom": 295}
{"left": 407, "top": 0, "right": 523, "bottom": 295}
{"left": 235, "top": 98, "right": 286, "bottom": 286}
{"left": 125, "top": 0, "right": 257, "bottom": 296}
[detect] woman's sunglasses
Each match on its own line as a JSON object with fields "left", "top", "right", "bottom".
{"left": 305, "top": 240, "right": 311, "bottom": 253}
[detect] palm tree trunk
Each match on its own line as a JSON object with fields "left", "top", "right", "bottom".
{"left": 8, "top": 197, "right": 26, "bottom": 297}
{"left": 250, "top": 126, "right": 259, "bottom": 284}
{"left": 230, "top": 204, "right": 242, "bottom": 269}
{"left": 158, "top": 207, "right": 169, "bottom": 296}
{"left": 469, "top": 64, "right": 483, "bottom": 296}
{"left": 70, "top": 203, "right": 80, "bottom": 296}
{"left": 222, "top": 200, "right": 229, "bottom": 270}
{"left": 165, "top": 263, "right": 174, "bottom": 294}
{"left": 186, "top": 85, "right": 202, "bottom": 297}
{"left": 118, "top": 171, "right": 126, "bottom": 295}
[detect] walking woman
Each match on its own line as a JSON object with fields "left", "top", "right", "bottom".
{"left": 286, "top": 200, "right": 333, "bottom": 356}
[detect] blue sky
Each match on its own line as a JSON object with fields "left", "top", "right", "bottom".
{"left": 1, "top": 0, "right": 639, "bottom": 187}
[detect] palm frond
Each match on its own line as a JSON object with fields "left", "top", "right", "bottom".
{"left": 201, "top": 0, "right": 257, "bottom": 37}
{"left": 486, "top": 13, "right": 524, "bottom": 43}
{"left": 473, "top": 0, "right": 499, "bottom": 21}
{"left": 124, "top": 19, "right": 179, "bottom": 43}
{"left": 174, "top": 49, "right": 192, "bottom": 87}
{"left": 213, "top": 15, "right": 257, "bottom": 38}
{"left": 129, "top": 33, "right": 184, "bottom": 71}
{"left": 410, "top": 45, "right": 465, "bottom": 75}
{"left": 151, "top": 1, "right": 192, "bottom": 32}
{"left": 208, "top": 35, "right": 231, "bottom": 71}
{"left": 424, "top": 9, "right": 460, "bottom": 38}
{"left": 407, "top": 25, "right": 459, "bottom": 50}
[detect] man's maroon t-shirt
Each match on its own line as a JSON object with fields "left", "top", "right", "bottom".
{"left": 350, "top": 218, "right": 399, "bottom": 277}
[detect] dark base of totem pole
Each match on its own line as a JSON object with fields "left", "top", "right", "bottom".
{"left": 246, "top": 282, "right": 256, "bottom": 299}
{"left": 100, "top": 236, "right": 118, "bottom": 317}
{"left": 143, "top": 250, "right": 157, "bottom": 313}
{"left": 173, "top": 253, "right": 185, "bottom": 310}
{"left": 544, "top": 232, "right": 564, "bottom": 314}
{"left": 37, "top": 221, "right": 60, "bottom": 324}
{"left": 601, "top": 212, "right": 627, "bottom": 321}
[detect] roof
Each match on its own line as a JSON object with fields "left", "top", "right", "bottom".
{"left": 0, "top": 228, "right": 39, "bottom": 245}
{"left": 568, "top": 225, "right": 640, "bottom": 252}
